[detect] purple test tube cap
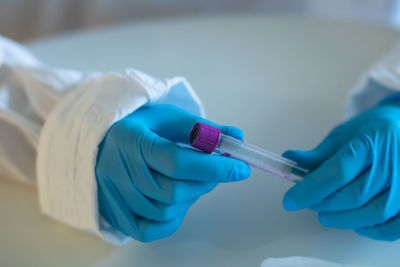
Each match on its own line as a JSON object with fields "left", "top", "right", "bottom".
{"left": 189, "top": 122, "right": 221, "bottom": 154}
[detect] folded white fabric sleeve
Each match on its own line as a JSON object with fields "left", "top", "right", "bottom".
{"left": 0, "top": 35, "right": 204, "bottom": 244}
{"left": 345, "top": 39, "right": 400, "bottom": 118}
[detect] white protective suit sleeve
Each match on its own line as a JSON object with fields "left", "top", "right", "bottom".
{"left": 346, "top": 40, "right": 400, "bottom": 118}
{"left": 0, "top": 35, "right": 204, "bottom": 244}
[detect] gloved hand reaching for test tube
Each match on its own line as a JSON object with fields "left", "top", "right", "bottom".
{"left": 95, "top": 104, "right": 250, "bottom": 242}
{"left": 283, "top": 93, "right": 400, "bottom": 241}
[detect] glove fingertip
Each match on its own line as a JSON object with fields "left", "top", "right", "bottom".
{"left": 220, "top": 126, "right": 244, "bottom": 141}
{"left": 309, "top": 202, "right": 326, "bottom": 212}
{"left": 231, "top": 161, "right": 251, "bottom": 181}
{"left": 240, "top": 163, "right": 251, "bottom": 179}
{"left": 283, "top": 190, "right": 301, "bottom": 211}
{"left": 355, "top": 227, "right": 395, "bottom": 242}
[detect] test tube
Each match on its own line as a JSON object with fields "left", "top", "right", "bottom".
{"left": 189, "top": 122, "right": 309, "bottom": 182}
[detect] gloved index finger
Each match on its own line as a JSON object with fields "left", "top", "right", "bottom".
{"left": 140, "top": 129, "right": 251, "bottom": 182}
{"left": 283, "top": 134, "right": 372, "bottom": 211}
{"left": 134, "top": 104, "right": 244, "bottom": 144}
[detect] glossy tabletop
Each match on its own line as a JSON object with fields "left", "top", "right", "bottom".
{"left": 1, "top": 14, "right": 400, "bottom": 266}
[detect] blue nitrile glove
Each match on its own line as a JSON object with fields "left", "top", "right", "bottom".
{"left": 95, "top": 104, "right": 250, "bottom": 242}
{"left": 282, "top": 93, "right": 400, "bottom": 241}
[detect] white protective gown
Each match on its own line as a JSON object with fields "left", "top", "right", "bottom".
{"left": 0, "top": 35, "right": 204, "bottom": 244}
{"left": 0, "top": 34, "right": 399, "bottom": 245}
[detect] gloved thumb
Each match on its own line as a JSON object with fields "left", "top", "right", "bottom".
{"left": 282, "top": 149, "right": 325, "bottom": 170}
{"left": 283, "top": 133, "right": 340, "bottom": 171}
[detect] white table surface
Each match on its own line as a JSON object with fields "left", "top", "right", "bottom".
{"left": 2, "top": 14, "right": 400, "bottom": 267}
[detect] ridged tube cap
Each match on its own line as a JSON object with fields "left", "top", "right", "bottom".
{"left": 189, "top": 122, "right": 221, "bottom": 154}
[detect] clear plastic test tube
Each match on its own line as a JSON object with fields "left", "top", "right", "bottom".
{"left": 189, "top": 122, "right": 309, "bottom": 182}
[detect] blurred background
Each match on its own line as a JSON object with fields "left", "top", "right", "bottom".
{"left": 1, "top": 0, "right": 400, "bottom": 42}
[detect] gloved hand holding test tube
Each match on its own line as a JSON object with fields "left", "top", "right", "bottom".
{"left": 189, "top": 122, "right": 309, "bottom": 182}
